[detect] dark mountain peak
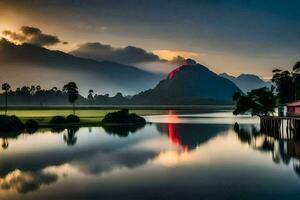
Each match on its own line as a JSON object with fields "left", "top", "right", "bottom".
{"left": 133, "top": 62, "right": 241, "bottom": 104}
{"left": 168, "top": 62, "right": 210, "bottom": 80}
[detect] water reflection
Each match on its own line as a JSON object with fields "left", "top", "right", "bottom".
{"left": 0, "top": 127, "right": 81, "bottom": 149}
{"left": 234, "top": 123, "right": 300, "bottom": 177}
{"left": 1, "top": 113, "right": 300, "bottom": 199}
{"left": 0, "top": 130, "right": 29, "bottom": 150}
{"left": 156, "top": 123, "right": 230, "bottom": 151}
{"left": 102, "top": 123, "right": 146, "bottom": 137}
{"left": 63, "top": 127, "right": 79, "bottom": 146}
{"left": 0, "top": 169, "right": 58, "bottom": 194}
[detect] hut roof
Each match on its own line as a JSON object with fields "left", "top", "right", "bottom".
{"left": 287, "top": 100, "right": 300, "bottom": 107}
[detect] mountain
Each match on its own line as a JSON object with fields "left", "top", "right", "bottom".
{"left": 132, "top": 60, "right": 242, "bottom": 105}
{"left": 220, "top": 73, "right": 272, "bottom": 93}
{"left": 0, "top": 39, "right": 163, "bottom": 95}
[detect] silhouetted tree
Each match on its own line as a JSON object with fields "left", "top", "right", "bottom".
{"left": 271, "top": 62, "right": 300, "bottom": 103}
{"left": 233, "top": 87, "right": 276, "bottom": 116}
{"left": 51, "top": 87, "right": 58, "bottom": 92}
{"left": 2, "top": 83, "right": 11, "bottom": 115}
{"left": 272, "top": 69, "right": 295, "bottom": 103}
{"left": 36, "top": 85, "right": 41, "bottom": 92}
{"left": 63, "top": 82, "right": 79, "bottom": 114}
{"left": 0, "top": 84, "right": 129, "bottom": 106}
{"left": 293, "top": 61, "right": 300, "bottom": 72}
{"left": 88, "top": 89, "right": 94, "bottom": 103}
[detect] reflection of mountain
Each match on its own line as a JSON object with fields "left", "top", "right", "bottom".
{"left": 156, "top": 123, "right": 230, "bottom": 151}
{"left": 234, "top": 123, "right": 300, "bottom": 177}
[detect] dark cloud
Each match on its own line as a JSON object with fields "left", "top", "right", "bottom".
{"left": 21, "top": 26, "right": 42, "bottom": 35}
{"left": 2, "top": 26, "right": 64, "bottom": 47}
{"left": 169, "top": 56, "right": 186, "bottom": 66}
{"left": 134, "top": 56, "right": 198, "bottom": 74}
{"left": 70, "top": 42, "right": 162, "bottom": 64}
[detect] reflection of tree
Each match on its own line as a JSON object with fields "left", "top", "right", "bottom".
{"left": 156, "top": 123, "right": 230, "bottom": 151}
{"left": 51, "top": 126, "right": 65, "bottom": 133}
{"left": 2, "top": 138, "right": 8, "bottom": 150}
{"left": 293, "top": 161, "right": 300, "bottom": 177}
{"left": 234, "top": 122, "right": 300, "bottom": 178}
{"left": 0, "top": 130, "right": 24, "bottom": 150}
{"left": 63, "top": 127, "right": 79, "bottom": 146}
{"left": 102, "top": 123, "right": 145, "bottom": 137}
{"left": 26, "top": 127, "right": 38, "bottom": 134}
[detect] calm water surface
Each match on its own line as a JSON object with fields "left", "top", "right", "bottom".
{"left": 1, "top": 110, "right": 300, "bottom": 200}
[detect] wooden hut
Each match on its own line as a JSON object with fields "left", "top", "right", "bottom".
{"left": 287, "top": 101, "right": 300, "bottom": 116}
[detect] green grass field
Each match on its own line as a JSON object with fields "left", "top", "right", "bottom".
{"left": 0, "top": 109, "right": 165, "bottom": 126}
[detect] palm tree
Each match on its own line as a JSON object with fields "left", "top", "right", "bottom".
{"left": 88, "top": 89, "right": 94, "bottom": 103}
{"left": 63, "top": 82, "right": 79, "bottom": 114}
{"left": 2, "top": 83, "right": 11, "bottom": 115}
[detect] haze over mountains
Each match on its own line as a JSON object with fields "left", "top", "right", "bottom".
{"left": 0, "top": 38, "right": 273, "bottom": 104}
{"left": 220, "top": 73, "right": 272, "bottom": 93}
{"left": 0, "top": 39, "right": 163, "bottom": 95}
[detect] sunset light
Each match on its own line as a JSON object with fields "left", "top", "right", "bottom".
{"left": 1, "top": 1, "right": 300, "bottom": 199}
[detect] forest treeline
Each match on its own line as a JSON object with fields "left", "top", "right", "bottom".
{"left": 0, "top": 85, "right": 130, "bottom": 106}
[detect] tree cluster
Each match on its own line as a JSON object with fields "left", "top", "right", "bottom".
{"left": 0, "top": 83, "right": 130, "bottom": 107}
{"left": 233, "top": 87, "right": 276, "bottom": 116}
{"left": 271, "top": 62, "right": 300, "bottom": 104}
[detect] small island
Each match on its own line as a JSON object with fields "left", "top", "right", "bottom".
{"left": 101, "top": 109, "right": 146, "bottom": 125}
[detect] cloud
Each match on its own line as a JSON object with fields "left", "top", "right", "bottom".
{"left": 0, "top": 169, "right": 58, "bottom": 194}
{"left": 70, "top": 42, "right": 162, "bottom": 64}
{"left": 134, "top": 55, "right": 198, "bottom": 74}
{"left": 2, "top": 26, "right": 64, "bottom": 47}
{"left": 70, "top": 42, "right": 200, "bottom": 74}
{"left": 152, "top": 50, "right": 200, "bottom": 61}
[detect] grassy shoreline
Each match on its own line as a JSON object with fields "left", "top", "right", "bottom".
{"left": 0, "top": 105, "right": 234, "bottom": 127}
{"left": 0, "top": 109, "right": 165, "bottom": 127}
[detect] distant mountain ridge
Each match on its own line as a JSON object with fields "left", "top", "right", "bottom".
{"left": 0, "top": 39, "right": 261, "bottom": 105}
{"left": 220, "top": 73, "right": 271, "bottom": 93}
{"left": 132, "top": 61, "right": 242, "bottom": 104}
{"left": 0, "top": 39, "right": 163, "bottom": 95}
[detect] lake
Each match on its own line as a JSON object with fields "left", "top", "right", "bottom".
{"left": 1, "top": 110, "right": 300, "bottom": 200}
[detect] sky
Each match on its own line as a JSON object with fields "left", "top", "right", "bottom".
{"left": 1, "top": 0, "right": 300, "bottom": 78}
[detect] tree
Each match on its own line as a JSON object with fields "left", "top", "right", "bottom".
{"left": 272, "top": 69, "right": 295, "bottom": 103}
{"left": 2, "top": 83, "right": 11, "bottom": 115}
{"left": 87, "top": 89, "right": 94, "bottom": 103}
{"left": 63, "top": 82, "right": 79, "bottom": 114}
{"left": 233, "top": 87, "right": 276, "bottom": 116}
{"left": 293, "top": 61, "right": 300, "bottom": 72}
